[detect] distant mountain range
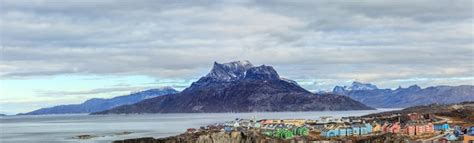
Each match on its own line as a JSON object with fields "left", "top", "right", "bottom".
{"left": 93, "top": 61, "right": 373, "bottom": 114}
{"left": 20, "top": 88, "right": 178, "bottom": 115}
{"left": 333, "top": 82, "right": 474, "bottom": 108}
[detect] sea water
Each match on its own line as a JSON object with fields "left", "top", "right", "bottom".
{"left": 0, "top": 109, "right": 399, "bottom": 143}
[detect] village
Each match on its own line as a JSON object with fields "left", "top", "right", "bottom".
{"left": 186, "top": 113, "right": 474, "bottom": 142}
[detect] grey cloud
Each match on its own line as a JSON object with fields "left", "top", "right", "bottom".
{"left": 0, "top": 0, "right": 472, "bottom": 90}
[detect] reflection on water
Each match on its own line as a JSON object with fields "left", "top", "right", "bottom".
{"left": 0, "top": 109, "right": 399, "bottom": 143}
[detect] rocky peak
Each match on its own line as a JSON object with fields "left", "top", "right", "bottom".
{"left": 333, "top": 86, "right": 347, "bottom": 94}
{"left": 244, "top": 65, "right": 280, "bottom": 80}
{"left": 349, "top": 81, "right": 379, "bottom": 91}
{"left": 407, "top": 85, "right": 421, "bottom": 90}
{"left": 205, "top": 60, "right": 254, "bottom": 81}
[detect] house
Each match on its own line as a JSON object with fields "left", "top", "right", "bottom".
{"left": 252, "top": 122, "right": 261, "bottom": 128}
{"left": 341, "top": 118, "right": 351, "bottom": 123}
{"left": 320, "top": 116, "right": 333, "bottom": 123}
{"left": 224, "top": 126, "right": 233, "bottom": 132}
{"left": 346, "top": 127, "right": 353, "bottom": 135}
{"left": 339, "top": 127, "right": 348, "bottom": 136}
{"left": 434, "top": 123, "right": 450, "bottom": 131}
{"left": 389, "top": 122, "right": 401, "bottom": 133}
{"left": 310, "top": 123, "right": 326, "bottom": 132}
{"left": 381, "top": 122, "right": 390, "bottom": 133}
{"left": 360, "top": 124, "right": 369, "bottom": 135}
{"left": 352, "top": 125, "right": 361, "bottom": 135}
{"left": 372, "top": 122, "right": 382, "bottom": 133}
{"left": 405, "top": 124, "right": 416, "bottom": 136}
{"left": 321, "top": 128, "right": 339, "bottom": 137}
{"left": 292, "top": 127, "right": 309, "bottom": 136}
{"left": 365, "top": 123, "right": 373, "bottom": 134}
{"left": 425, "top": 123, "right": 434, "bottom": 133}
{"left": 407, "top": 113, "right": 421, "bottom": 121}
{"left": 416, "top": 124, "right": 426, "bottom": 135}
{"left": 470, "top": 126, "right": 474, "bottom": 135}
{"left": 443, "top": 133, "right": 458, "bottom": 141}
{"left": 464, "top": 134, "right": 474, "bottom": 143}
{"left": 233, "top": 122, "right": 240, "bottom": 127}
{"left": 282, "top": 119, "right": 306, "bottom": 126}
{"left": 454, "top": 126, "right": 463, "bottom": 137}
{"left": 187, "top": 128, "right": 197, "bottom": 133}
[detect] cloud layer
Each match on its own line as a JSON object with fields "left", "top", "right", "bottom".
{"left": 1, "top": 0, "right": 473, "bottom": 89}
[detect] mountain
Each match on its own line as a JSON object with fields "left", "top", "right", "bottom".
{"left": 93, "top": 61, "right": 373, "bottom": 114}
{"left": 333, "top": 82, "right": 474, "bottom": 108}
{"left": 333, "top": 81, "right": 379, "bottom": 94}
{"left": 20, "top": 87, "right": 178, "bottom": 115}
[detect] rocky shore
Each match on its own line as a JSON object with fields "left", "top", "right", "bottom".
{"left": 113, "top": 130, "right": 268, "bottom": 143}
{"left": 113, "top": 130, "right": 413, "bottom": 143}
{"left": 113, "top": 102, "right": 474, "bottom": 143}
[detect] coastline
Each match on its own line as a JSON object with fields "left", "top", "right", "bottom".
{"left": 112, "top": 103, "right": 473, "bottom": 143}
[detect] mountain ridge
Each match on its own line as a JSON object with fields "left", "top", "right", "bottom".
{"left": 93, "top": 61, "right": 374, "bottom": 114}
{"left": 20, "top": 87, "right": 178, "bottom": 115}
{"left": 333, "top": 81, "right": 474, "bottom": 108}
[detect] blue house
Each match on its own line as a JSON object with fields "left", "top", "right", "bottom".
{"left": 352, "top": 125, "right": 361, "bottom": 135}
{"left": 470, "top": 126, "right": 474, "bottom": 135}
{"left": 365, "top": 123, "right": 373, "bottom": 133}
{"left": 454, "top": 126, "right": 462, "bottom": 137}
{"left": 224, "top": 126, "right": 233, "bottom": 132}
{"left": 321, "top": 129, "right": 339, "bottom": 137}
{"left": 346, "top": 128, "right": 353, "bottom": 135}
{"left": 434, "top": 123, "right": 449, "bottom": 131}
{"left": 339, "top": 128, "right": 348, "bottom": 136}
{"left": 360, "top": 125, "right": 368, "bottom": 135}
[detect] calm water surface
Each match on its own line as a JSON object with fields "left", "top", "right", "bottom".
{"left": 0, "top": 109, "right": 399, "bottom": 143}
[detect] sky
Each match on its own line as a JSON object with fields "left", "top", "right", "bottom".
{"left": 0, "top": 0, "right": 473, "bottom": 114}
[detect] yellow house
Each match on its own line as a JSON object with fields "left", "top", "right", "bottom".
{"left": 372, "top": 122, "right": 382, "bottom": 132}
{"left": 464, "top": 134, "right": 474, "bottom": 143}
{"left": 282, "top": 119, "right": 306, "bottom": 126}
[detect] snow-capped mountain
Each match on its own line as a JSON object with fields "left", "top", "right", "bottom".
{"left": 94, "top": 61, "right": 373, "bottom": 114}
{"left": 333, "top": 81, "right": 379, "bottom": 94}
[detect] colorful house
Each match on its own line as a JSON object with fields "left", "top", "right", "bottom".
{"left": 470, "top": 126, "right": 474, "bottom": 135}
{"left": 389, "top": 122, "right": 401, "bottom": 133}
{"left": 382, "top": 123, "right": 390, "bottom": 133}
{"left": 292, "top": 127, "right": 309, "bottom": 136}
{"left": 425, "top": 123, "right": 434, "bottom": 133}
{"left": 352, "top": 125, "right": 361, "bottom": 135}
{"left": 346, "top": 127, "right": 353, "bottom": 135}
{"left": 405, "top": 124, "right": 416, "bottom": 136}
{"left": 416, "top": 124, "right": 426, "bottom": 135}
{"left": 339, "top": 127, "right": 348, "bottom": 136}
{"left": 321, "top": 128, "right": 339, "bottom": 137}
{"left": 372, "top": 122, "right": 382, "bottom": 132}
{"left": 360, "top": 125, "right": 368, "bottom": 135}
{"left": 272, "top": 128, "right": 295, "bottom": 139}
{"left": 434, "top": 123, "right": 450, "bottom": 131}
{"left": 365, "top": 123, "right": 373, "bottom": 133}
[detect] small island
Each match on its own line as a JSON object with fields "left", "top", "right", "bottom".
{"left": 113, "top": 102, "right": 474, "bottom": 143}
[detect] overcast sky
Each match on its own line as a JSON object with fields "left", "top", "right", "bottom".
{"left": 0, "top": 0, "right": 473, "bottom": 114}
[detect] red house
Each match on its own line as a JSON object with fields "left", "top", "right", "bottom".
{"left": 425, "top": 123, "right": 434, "bottom": 133}
{"left": 390, "top": 122, "right": 401, "bottom": 133}
{"left": 405, "top": 124, "right": 416, "bottom": 136}
{"left": 416, "top": 124, "right": 426, "bottom": 135}
{"left": 382, "top": 123, "right": 390, "bottom": 133}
